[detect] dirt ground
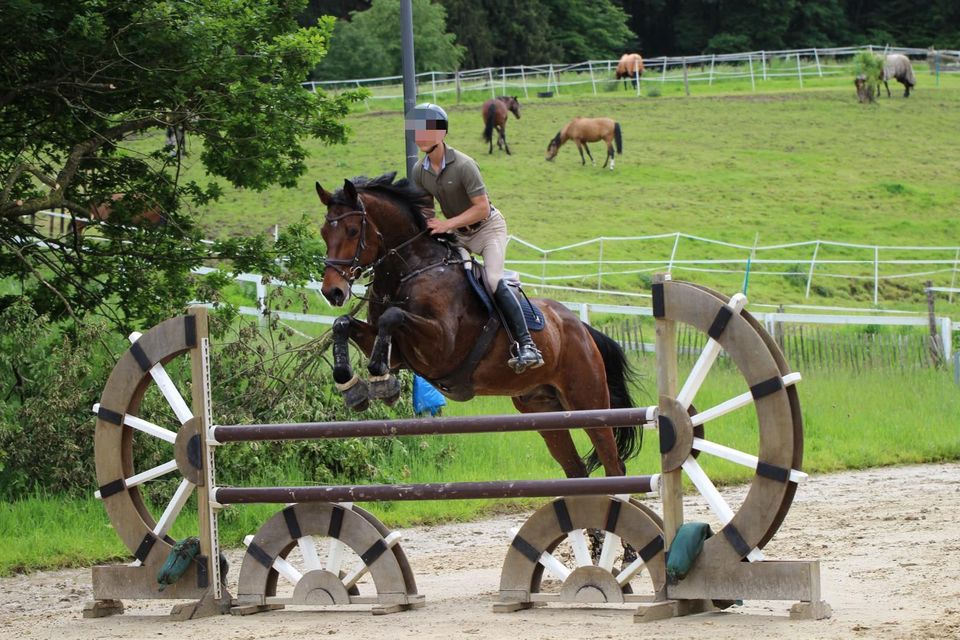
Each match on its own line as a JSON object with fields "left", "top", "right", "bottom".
{"left": 1, "top": 462, "right": 958, "bottom": 640}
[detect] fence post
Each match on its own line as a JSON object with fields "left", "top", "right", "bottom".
{"left": 635, "top": 64, "right": 641, "bottom": 96}
{"left": 941, "top": 317, "right": 952, "bottom": 361}
{"left": 553, "top": 64, "right": 560, "bottom": 95}
{"left": 520, "top": 65, "right": 528, "bottom": 98}
{"left": 874, "top": 246, "right": 879, "bottom": 306}
{"left": 597, "top": 238, "right": 604, "bottom": 290}
{"left": 748, "top": 53, "right": 756, "bottom": 91}
{"left": 487, "top": 68, "right": 495, "bottom": 98}
{"left": 502, "top": 66, "right": 507, "bottom": 94}
{"left": 662, "top": 57, "right": 667, "bottom": 83}
{"left": 814, "top": 48, "right": 823, "bottom": 77}
{"left": 949, "top": 248, "right": 959, "bottom": 303}
{"left": 456, "top": 70, "right": 462, "bottom": 104}
{"left": 797, "top": 52, "right": 804, "bottom": 88}
{"left": 588, "top": 60, "right": 597, "bottom": 95}
{"left": 667, "top": 232, "right": 681, "bottom": 274}
{"left": 709, "top": 54, "right": 716, "bottom": 85}
{"left": 805, "top": 241, "right": 820, "bottom": 298}
{"left": 761, "top": 50, "right": 767, "bottom": 81}
{"left": 256, "top": 279, "right": 267, "bottom": 327}
{"left": 579, "top": 303, "right": 590, "bottom": 324}
{"left": 682, "top": 58, "right": 690, "bottom": 96}
{"left": 926, "top": 280, "right": 945, "bottom": 367}
{"left": 431, "top": 71, "right": 437, "bottom": 102}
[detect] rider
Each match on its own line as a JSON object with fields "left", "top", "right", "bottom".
{"left": 406, "top": 102, "right": 544, "bottom": 374}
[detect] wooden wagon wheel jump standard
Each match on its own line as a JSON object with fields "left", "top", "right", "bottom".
{"left": 86, "top": 276, "right": 829, "bottom": 622}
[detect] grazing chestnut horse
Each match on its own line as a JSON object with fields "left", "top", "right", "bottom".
{"left": 616, "top": 53, "right": 644, "bottom": 89}
{"left": 545, "top": 117, "right": 622, "bottom": 170}
{"left": 72, "top": 193, "right": 166, "bottom": 234}
{"left": 317, "top": 172, "right": 642, "bottom": 482}
{"left": 481, "top": 96, "right": 521, "bottom": 155}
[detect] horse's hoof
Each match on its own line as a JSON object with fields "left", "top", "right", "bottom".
{"left": 336, "top": 375, "right": 370, "bottom": 411}
{"left": 369, "top": 373, "right": 400, "bottom": 401}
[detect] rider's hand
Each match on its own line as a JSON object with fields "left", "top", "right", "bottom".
{"left": 427, "top": 217, "right": 450, "bottom": 235}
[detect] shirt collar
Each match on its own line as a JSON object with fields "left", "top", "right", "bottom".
{"left": 423, "top": 145, "right": 457, "bottom": 172}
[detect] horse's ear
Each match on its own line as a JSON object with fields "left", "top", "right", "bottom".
{"left": 383, "top": 170, "right": 397, "bottom": 184}
{"left": 315, "top": 181, "right": 332, "bottom": 206}
{"left": 343, "top": 179, "right": 359, "bottom": 204}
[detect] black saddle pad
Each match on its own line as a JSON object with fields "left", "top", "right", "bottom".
{"left": 465, "top": 261, "right": 545, "bottom": 331}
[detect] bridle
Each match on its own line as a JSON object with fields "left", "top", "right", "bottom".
{"left": 323, "top": 193, "right": 430, "bottom": 284}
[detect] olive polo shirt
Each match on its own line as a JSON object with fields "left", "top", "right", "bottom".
{"left": 412, "top": 145, "right": 489, "bottom": 218}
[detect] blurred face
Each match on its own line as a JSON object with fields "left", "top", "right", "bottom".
{"left": 413, "top": 127, "right": 446, "bottom": 151}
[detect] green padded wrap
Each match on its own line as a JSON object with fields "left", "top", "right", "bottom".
{"left": 157, "top": 536, "right": 201, "bottom": 591}
{"left": 666, "top": 522, "right": 713, "bottom": 584}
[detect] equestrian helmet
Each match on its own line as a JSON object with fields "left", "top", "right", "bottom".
{"left": 405, "top": 103, "right": 448, "bottom": 131}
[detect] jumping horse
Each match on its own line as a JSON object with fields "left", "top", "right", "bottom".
{"left": 545, "top": 117, "right": 622, "bottom": 170}
{"left": 481, "top": 96, "right": 521, "bottom": 155}
{"left": 317, "top": 172, "right": 642, "bottom": 486}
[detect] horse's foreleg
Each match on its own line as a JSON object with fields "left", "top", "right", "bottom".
{"left": 332, "top": 315, "right": 373, "bottom": 411}
{"left": 367, "top": 307, "right": 404, "bottom": 405}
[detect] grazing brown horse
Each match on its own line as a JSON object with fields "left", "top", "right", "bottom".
{"left": 545, "top": 117, "right": 622, "bottom": 170}
{"left": 316, "top": 172, "right": 642, "bottom": 483}
{"left": 72, "top": 193, "right": 166, "bottom": 234}
{"left": 481, "top": 96, "right": 521, "bottom": 155}
{"left": 616, "top": 53, "right": 644, "bottom": 89}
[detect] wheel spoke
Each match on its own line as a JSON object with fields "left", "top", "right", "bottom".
{"left": 681, "top": 456, "right": 763, "bottom": 562}
{"left": 616, "top": 555, "right": 645, "bottom": 587}
{"left": 128, "top": 331, "right": 193, "bottom": 424}
{"left": 567, "top": 529, "right": 593, "bottom": 567}
{"left": 675, "top": 294, "right": 747, "bottom": 409}
{"left": 92, "top": 404, "right": 177, "bottom": 443}
{"left": 94, "top": 459, "right": 178, "bottom": 498}
{"left": 597, "top": 531, "right": 621, "bottom": 571}
{"left": 510, "top": 527, "right": 571, "bottom": 581}
{"left": 343, "top": 531, "right": 402, "bottom": 589}
{"left": 692, "top": 437, "right": 808, "bottom": 483}
{"left": 242, "top": 535, "right": 303, "bottom": 584}
{"left": 690, "top": 372, "right": 801, "bottom": 427}
{"left": 298, "top": 535, "right": 322, "bottom": 572}
{"left": 152, "top": 478, "right": 195, "bottom": 540}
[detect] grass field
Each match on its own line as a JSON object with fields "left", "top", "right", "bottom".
{"left": 147, "top": 65, "right": 960, "bottom": 315}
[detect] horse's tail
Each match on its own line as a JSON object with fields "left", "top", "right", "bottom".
{"left": 582, "top": 323, "right": 642, "bottom": 474}
{"left": 482, "top": 103, "right": 496, "bottom": 143}
{"left": 613, "top": 122, "right": 623, "bottom": 155}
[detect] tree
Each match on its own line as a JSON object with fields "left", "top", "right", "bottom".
{"left": 0, "top": 0, "right": 362, "bottom": 330}
{"left": 313, "top": 0, "right": 465, "bottom": 80}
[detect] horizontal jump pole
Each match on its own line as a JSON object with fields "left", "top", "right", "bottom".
{"left": 215, "top": 474, "right": 658, "bottom": 504}
{"left": 213, "top": 406, "right": 657, "bottom": 443}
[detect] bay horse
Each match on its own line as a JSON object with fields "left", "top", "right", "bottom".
{"left": 71, "top": 193, "right": 166, "bottom": 234}
{"left": 481, "top": 96, "right": 521, "bottom": 155}
{"left": 316, "top": 172, "right": 642, "bottom": 486}
{"left": 616, "top": 53, "right": 644, "bottom": 89}
{"left": 545, "top": 117, "right": 622, "bottom": 170}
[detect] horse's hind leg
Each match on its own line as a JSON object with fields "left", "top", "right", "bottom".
{"left": 332, "top": 315, "right": 374, "bottom": 411}
{"left": 602, "top": 141, "right": 614, "bottom": 169}
{"left": 513, "top": 391, "right": 587, "bottom": 479}
{"left": 501, "top": 127, "right": 511, "bottom": 155}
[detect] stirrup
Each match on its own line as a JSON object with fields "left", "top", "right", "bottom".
{"left": 508, "top": 344, "right": 544, "bottom": 374}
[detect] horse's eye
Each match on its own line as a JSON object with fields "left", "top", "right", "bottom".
{"left": 346, "top": 226, "right": 359, "bottom": 238}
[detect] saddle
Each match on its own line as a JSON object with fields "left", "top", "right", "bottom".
{"left": 426, "top": 248, "right": 545, "bottom": 400}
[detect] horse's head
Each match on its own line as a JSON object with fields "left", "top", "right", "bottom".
{"left": 545, "top": 132, "right": 562, "bottom": 161}
{"left": 505, "top": 96, "right": 521, "bottom": 119}
{"left": 317, "top": 179, "right": 383, "bottom": 307}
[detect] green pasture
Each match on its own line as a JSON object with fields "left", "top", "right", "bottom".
{"left": 146, "top": 64, "right": 960, "bottom": 315}
{"left": 3, "top": 359, "right": 959, "bottom": 576}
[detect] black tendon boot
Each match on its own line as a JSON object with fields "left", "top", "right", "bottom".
{"left": 493, "top": 281, "right": 544, "bottom": 373}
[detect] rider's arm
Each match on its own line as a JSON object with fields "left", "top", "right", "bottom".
{"left": 428, "top": 193, "right": 489, "bottom": 234}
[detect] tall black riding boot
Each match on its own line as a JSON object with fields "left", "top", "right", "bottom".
{"left": 493, "top": 281, "right": 544, "bottom": 373}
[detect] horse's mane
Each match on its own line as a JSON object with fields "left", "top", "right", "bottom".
{"left": 330, "top": 172, "right": 430, "bottom": 232}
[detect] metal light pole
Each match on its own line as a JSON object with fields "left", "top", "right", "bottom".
{"left": 400, "top": 0, "right": 418, "bottom": 176}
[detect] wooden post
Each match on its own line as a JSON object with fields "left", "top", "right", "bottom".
{"left": 653, "top": 274, "right": 683, "bottom": 550}
{"left": 588, "top": 60, "right": 597, "bottom": 95}
{"left": 748, "top": 53, "right": 755, "bottom": 91}
{"left": 797, "top": 52, "right": 804, "bottom": 88}
{"left": 188, "top": 307, "right": 223, "bottom": 608}
{"left": 761, "top": 50, "right": 767, "bottom": 81}
{"left": 708, "top": 54, "right": 715, "bottom": 85}
{"left": 926, "top": 281, "right": 945, "bottom": 367}
{"left": 519, "top": 65, "right": 528, "bottom": 98}
{"left": 682, "top": 58, "right": 690, "bottom": 96}
{"left": 653, "top": 273, "right": 683, "bottom": 550}
{"left": 455, "top": 70, "right": 462, "bottom": 104}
